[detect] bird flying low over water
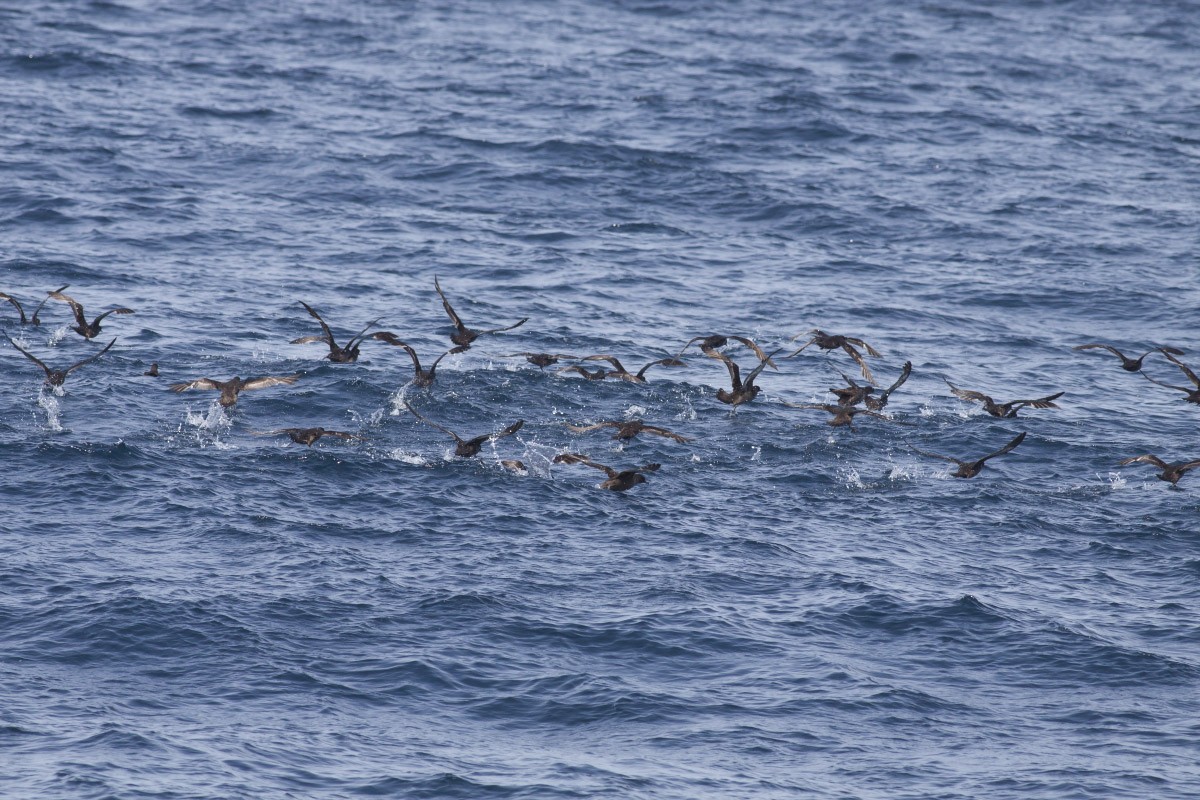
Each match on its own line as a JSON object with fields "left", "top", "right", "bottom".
{"left": 0, "top": 285, "right": 67, "bottom": 326}
{"left": 553, "top": 453, "right": 660, "bottom": 491}
{"left": 407, "top": 405, "right": 524, "bottom": 458}
{"left": 708, "top": 348, "right": 779, "bottom": 406}
{"left": 558, "top": 354, "right": 684, "bottom": 384}
{"left": 567, "top": 419, "right": 691, "bottom": 442}
{"left": 788, "top": 329, "right": 880, "bottom": 382}
{"left": 48, "top": 290, "right": 134, "bottom": 339}
{"left": 910, "top": 431, "right": 1027, "bottom": 478}
{"left": 372, "top": 333, "right": 463, "bottom": 387}
{"left": 1142, "top": 351, "right": 1200, "bottom": 404}
{"left": 5, "top": 334, "right": 116, "bottom": 387}
{"left": 782, "top": 402, "right": 907, "bottom": 430}
{"left": 675, "top": 335, "right": 777, "bottom": 369}
{"left": 291, "top": 300, "right": 387, "bottom": 363}
{"left": 828, "top": 372, "right": 876, "bottom": 407}
{"left": 434, "top": 276, "right": 527, "bottom": 350}
{"left": 865, "top": 361, "right": 912, "bottom": 412}
{"left": 945, "top": 379, "right": 1063, "bottom": 418}
{"left": 1072, "top": 343, "right": 1183, "bottom": 372}
{"left": 1118, "top": 454, "right": 1200, "bottom": 486}
{"left": 505, "top": 352, "right": 581, "bottom": 369}
{"left": 255, "top": 427, "right": 366, "bottom": 446}
{"left": 169, "top": 374, "right": 300, "bottom": 407}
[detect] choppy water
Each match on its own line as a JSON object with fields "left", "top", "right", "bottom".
{"left": 2, "top": 1, "right": 1200, "bottom": 798}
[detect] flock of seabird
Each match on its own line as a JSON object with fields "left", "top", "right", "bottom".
{"left": 3, "top": 280, "right": 1198, "bottom": 490}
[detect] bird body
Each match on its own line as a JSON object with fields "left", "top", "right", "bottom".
{"left": 291, "top": 301, "right": 385, "bottom": 362}
{"left": 372, "top": 334, "right": 461, "bottom": 386}
{"left": 6, "top": 335, "right": 115, "bottom": 386}
{"left": 567, "top": 419, "right": 690, "bottom": 442}
{"left": 434, "top": 277, "right": 527, "bottom": 350}
{"left": 865, "top": 361, "right": 912, "bottom": 411}
{"left": 789, "top": 329, "right": 880, "bottom": 382}
{"left": 1119, "top": 454, "right": 1200, "bottom": 485}
{"left": 553, "top": 453, "right": 660, "bottom": 491}
{"left": 0, "top": 285, "right": 67, "bottom": 326}
{"left": 1073, "top": 343, "right": 1183, "bottom": 372}
{"left": 911, "top": 431, "right": 1027, "bottom": 478}
{"left": 408, "top": 406, "right": 523, "bottom": 457}
{"left": 945, "top": 380, "right": 1063, "bottom": 418}
{"left": 258, "top": 427, "right": 365, "bottom": 446}
{"left": 1143, "top": 352, "right": 1200, "bottom": 404}
{"left": 709, "top": 348, "right": 779, "bottom": 406}
{"left": 49, "top": 290, "right": 133, "bottom": 339}
{"left": 169, "top": 374, "right": 300, "bottom": 407}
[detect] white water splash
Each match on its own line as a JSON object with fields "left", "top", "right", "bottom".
{"left": 750, "top": 445, "right": 762, "bottom": 462}
{"left": 1101, "top": 471, "right": 1128, "bottom": 490}
{"left": 387, "top": 448, "right": 428, "bottom": 466}
{"left": 840, "top": 466, "right": 866, "bottom": 489}
{"left": 625, "top": 404, "right": 649, "bottom": 418}
{"left": 37, "top": 389, "right": 64, "bottom": 433}
{"left": 47, "top": 326, "right": 70, "bottom": 346}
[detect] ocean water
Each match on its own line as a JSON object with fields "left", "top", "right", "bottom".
{"left": 2, "top": 1, "right": 1199, "bottom": 798}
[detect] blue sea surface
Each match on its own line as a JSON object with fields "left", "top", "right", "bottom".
{"left": 2, "top": 1, "right": 1199, "bottom": 797}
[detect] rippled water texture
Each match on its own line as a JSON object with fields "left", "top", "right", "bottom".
{"left": 2, "top": 1, "right": 1199, "bottom": 797}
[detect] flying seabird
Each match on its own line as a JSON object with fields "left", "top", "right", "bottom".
{"left": 828, "top": 372, "right": 876, "bottom": 407}
{"left": 5, "top": 334, "right": 115, "bottom": 387}
{"left": 407, "top": 406, "right": 524, "bottom": 458}
{"left": 945, "top": 379, "right": 1063, "bottom": 418}
{"left": 1073, "top": 344, "right": 1183, "bottom": 372}
{"left": 48, "top": 290, "right": 134, "bottom": 339}
{"left": 782, "top": 402, "right": 906, "bottom": 430}
{"left": 675, "top": 335, "right": 777, "bottom": 369}
{"left": 910, "top": 431, "right": 1027, "bottom": 478}
{"left": 553, "top": 453, "right": 660, "bottom": 491}
{"left": 708, "top": 348, "right": 778, "bottom": 406}
{"left": 567, "top": 419, "right": 691, "bottom": 442}
{"left": 1118, "top": 454, "right": 1200, "bottom": 486}
{"left": 168, "top": 374, "right": 300, "bottom": 407}
{"left": 505, "top": 352, "right": 581, "bottom": 369}
{"left": 434, "top": 276, "right": 527, "bottom": 350}
{"left": 788, "top": 329, "right": 881, "bottom": 382}
{"left": 865, "top": 361, "right": 912, "bottom": 412}
{"left": 255, "top": 427, "right": 366, "bottom": 446}
{"left": 0, "top": 285, "right": 67, "bottom": 326}
{"left": 291, "top": 300, "right": 386, "bottom": 363}
{"left": 372, "top": 333, "right": 463, "bottom": 387}
{"left": 1142, "top": 352, "right": 1200, "bottom": 404}
{"left": 559, "top": 354, "right": 684, "bottom": 384}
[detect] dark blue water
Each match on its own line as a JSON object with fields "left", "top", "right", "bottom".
{"left": 3, "top": 1, "right": 1200, "bottom": 797}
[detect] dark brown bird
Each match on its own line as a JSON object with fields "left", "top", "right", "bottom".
{"left": 708, "top": 348, "right": 779, "bottom": 406}
{"left": 434, "top": 276, "right": 527, "bottom": 350}
{"left": 501, "top": 459, "right": 528, "bottom": 473}
{"left": 506, "top": 352, "right": 581, "bottom": 369}
{"left": 828, "top": 372, "right": 876, "bottom": 407}
{"left": 6, "top": 334, "right": 115, "bottom": 387}
{"left": 910, "top": 431, "right": 1027, "bottom": 479}
{"left": 945, "top": 380, "right": 1063, "bottom": 418}
{"left": 0, "top": 285, "right": 67, "bottom": 325}
{"left": 48, "top": 290, "right": 134, "bottom": 339}
{"left": 865, "top": 361, "right": 912, "bottom": 411}
{"left": 1073, "top": 343, "right": 1183, "bottom": 372}
{"left": 567, "top": 419, "right": 690, "bottom": 442}
{"left": 675, "top": 335, "right": 777, "bottom": 369}
{"left": 372, "top": 333, "right": 463, "bottom": 387}
{"left": 291, "top": 301, "right": 385, "bottom": 363}
{"left": 407, "top": 406, "right": 524, "bottom": 458}
{"left": 143, "top": 362, "right": 159, "bottom": 377}
{"left": 256, "top": 427, "right": 366, "bottom": 446}
{"left": 168, "top": 374, "right": 300, "bottom": 407}
{"left": 788, "top": 329, "right": 881, "bottom": 382}
{"left": 1118, "top": 454, "right": 1200, "bottom": 486}
{"left": 559, "top": 354, "right": 684, "bottom": 384}
{"left": 1142, "top": 352, "right": 1200, "bottom": 404}
{"left": 782, "top": 402, "right": 904, "bottom": 430}
{"left": 553, "top": 453, "right": 660, "bottom": 491}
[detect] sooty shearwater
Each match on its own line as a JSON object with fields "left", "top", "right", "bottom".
{"left": 0, "top": 285, "right": 68, "bottom": 326}
{"left": 6, "top": 334, "right": 115, "bottom": 387}
{"left": 782, "top": 402, "right": 907, "bottom": 430}
{"left": 553, "top": 453, "right": 660, "bottom": 491}
{"left": 945, "top": 379, "right": 1063, "bottom": 418}
{"left": 169, "top": 374, "right": 300, "bottom": 407}
{"left": 675, "top": 335, "right": 778, "bottom": 369}
{"left": 434, "top": 276, "right": 527, "bottom": 350}
{"left": 1142, "top": 352, "right": 1200, "bottom": 404}
{"left": 1073, "top": 343, "right": 1183, "bottom": 372}
{"left": 788, "top": 329, "right": 881, "bottom": 383}
{"left": 708, "top": 348, "right": 779, "bottom": 406}
{"left": 1118, "top": 454, "right": 1200, "bottom": 486}
{"left": 910, "top": 431, "right": 1027, "bottom": 479}
{"left": 505, "top": 352, "right": 581, "bottom": 369}
{"left": 291, "top": 300, "right": 385, "bottom": 363}
{"left": 372, "top": 333, "right": 463, "bottom": 387}
{"left": 567, "top": 419, "right": 691, "bottom": 442}
{"left": 48, "top": 290, "right": 134, "bottom": 339}
{"left": 407, "top": 405, "right": 524, "bottom": 458}
{"left": 256, "top": 427, "right": 366, "bottom": 446}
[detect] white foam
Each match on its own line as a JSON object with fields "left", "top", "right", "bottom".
{"left": 37, "top": 389, "right": 64, "bottom": 433}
